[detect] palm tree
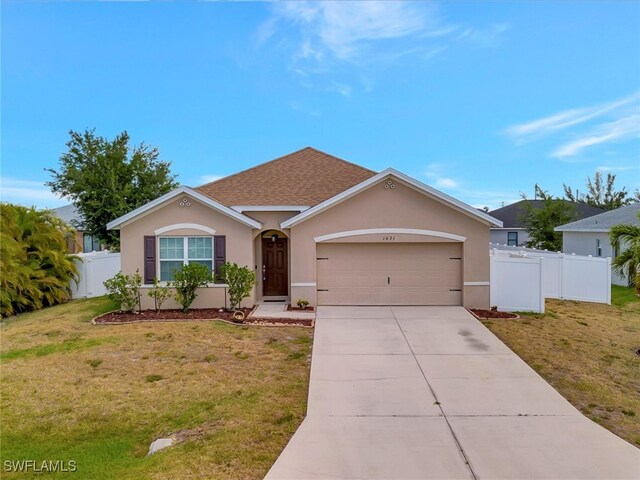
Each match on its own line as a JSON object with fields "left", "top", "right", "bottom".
{"left": 609, "top": 211, "right": 640, "bottom": 295}
{"left": 0, "top": 203, "right": 79, "bottom": 317}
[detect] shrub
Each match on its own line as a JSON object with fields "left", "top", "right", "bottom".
{"left": 219, "top": 262, "right": 255, "bottom": 310}
{"left": 148, "top": 277, "right": 172, "bottom": 312}
{"left": 296, "top": 299, "right": 309, "bottom": 310}
{"left": 103, "top": 271, "right": 142, "bottom": 313}
{"left": 0, "top": 203, "right": 79, "bottom": 318}
{"left": 172, "top": 263, "right": 212, "bottom": 312}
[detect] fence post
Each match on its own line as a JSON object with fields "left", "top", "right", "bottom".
{"left": 607, "top": 257, "right": 612, "bottom": 305}
{"left": 559, "top": 253, "right": 564, "bottom": 300}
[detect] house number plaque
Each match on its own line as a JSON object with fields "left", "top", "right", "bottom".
{"left": 382, "top": 236, "right": 396, "bottom": 241}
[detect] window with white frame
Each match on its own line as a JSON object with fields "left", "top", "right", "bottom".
{"left": 596, "top": 238, "right": 602, "bottom": 257}
{"left": 507, "top": 231, "right": 518, "bottom": 246}
{"left": 159, "top": 236, "right": 213, "bottom": 281}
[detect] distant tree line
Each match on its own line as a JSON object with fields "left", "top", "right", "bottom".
{"left": 521, "top": 171, "right": 638, "bottom": 251}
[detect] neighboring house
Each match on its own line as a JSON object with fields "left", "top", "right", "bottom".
{"left": 556, "top": 202, "right": 640, "bottom": 286}
{"left": 52, "top": 204, "right": 103, "bottom": 253}
{"left": 107, "top": 147, "right": 502, "bottom": 309}
{"left": 489, "top": 200, "right": 603, "bottom": 247}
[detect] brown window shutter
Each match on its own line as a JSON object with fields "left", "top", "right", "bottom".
{"left": 214, "top": 235, "right": 226, "bottom": 282}
{"left": 144, "top": 236, "right": 156, "bottom": 284}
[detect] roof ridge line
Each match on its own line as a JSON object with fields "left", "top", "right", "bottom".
{"left": 195, "top": 147, "right": 376, "bottom": 190}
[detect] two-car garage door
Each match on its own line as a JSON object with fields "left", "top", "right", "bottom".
{"left": 316, "top": 243, "right": 462, "bottom": 306}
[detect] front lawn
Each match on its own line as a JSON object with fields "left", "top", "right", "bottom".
{"left": 482, "top": 286, "right": 640, "bottom": 447}
{"left": 0, "top": 297, "right": 312, "bottom": 479}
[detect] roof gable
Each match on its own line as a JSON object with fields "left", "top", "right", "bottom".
{"left": 555, "top": 202, "right": 640, "bottom": 232}
{"left": 106, "top": 187, "right": 262, "bottom": 230}
{"left": 281, "top": 168, "right": 503, "bottom": 228}
{"left": 196, "top": 147, "right": 376, "bottom": 207}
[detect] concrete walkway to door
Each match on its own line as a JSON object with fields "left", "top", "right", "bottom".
{"left": 265, "top": 306, "right": 639, "bottom": 479}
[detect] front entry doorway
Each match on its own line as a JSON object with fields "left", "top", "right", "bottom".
{"left": 262, "top": 236, "right": 288, "bottom": 296}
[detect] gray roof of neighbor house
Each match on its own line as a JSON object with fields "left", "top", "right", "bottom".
{"left": 489, "top": 200, "right": 604, "bottom": 228}
{"left": 52, "top": 204, "right": 85, "bottom": 229}
{"left": 555, "top": 202, "right": 640, "bottom": 232}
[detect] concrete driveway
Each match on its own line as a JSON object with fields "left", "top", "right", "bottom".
{"left": 265, "top": 306, "right": 639, "bottom": 479}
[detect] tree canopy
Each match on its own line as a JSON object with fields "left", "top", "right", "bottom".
{"left": 46, "top": 129, "right": 179, "bottom": 249}
{"left": 563, "top": 171, "right": 633, "bottom": 211}
{"left": 521, "top": 184, "right": 577, "bottom": 251}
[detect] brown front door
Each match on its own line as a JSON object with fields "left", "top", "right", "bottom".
{"left": 262, "top": 237, "right": 288, "bottom": 296}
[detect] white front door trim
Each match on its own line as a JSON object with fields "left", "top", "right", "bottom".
{"left": 314, "top": 228, "right": 467, "bottom": 243}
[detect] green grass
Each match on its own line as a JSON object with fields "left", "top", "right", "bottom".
{"left": 611, "top": 284, "right": 640, "bottom": 307}
{"left": 1, "top": 297, "right": 312, "bottom": 479}
{"left": 1, "top": 336, "right": 116, "bottom": 361}
{"left": 483, "top": 287, "right": 640, "bottom": 447}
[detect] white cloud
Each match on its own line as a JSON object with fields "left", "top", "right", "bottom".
{"left": 503, "top": 91, "right": 640, "bottom": 159}
{"left": 504, "top": 91, "right": 640, "bottom": 143}
{"left": 436, "top": 177, "right": 459, "bottom": 189}
{"left": 272, "top": 1, "right": 432, "bottom": 61}
{"left": 0, "top": 177, "right": 66, "bottom": 208}
{"left": 259, "top": 1, "right": 508, "bottom": 89}
{"left": 552, "top": 114, "right": 640, "bottom": 158}
{"left": 199, "top": 174, "right": 223, "bottom": 184}
{"left": 424, "top": 163, "right": 459, "bottom": 190}
{"left": 456, "top": 23, "right": 509, "bottom": 48}
{"left": 596, "top": 165, "right": 635, "bottom": 172}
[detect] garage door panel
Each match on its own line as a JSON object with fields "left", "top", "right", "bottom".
{"left": 318, "top": 273, "right": 388, "bottom": 289}
{"left": 391, "top": 274, "right": 460, "bottom": 288}
{"left": 316, "top": 243, "right": 463, "bottom": 306}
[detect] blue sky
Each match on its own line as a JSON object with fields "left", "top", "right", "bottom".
{"left": 2, "top": 1, "right": 639, "bottom": 210}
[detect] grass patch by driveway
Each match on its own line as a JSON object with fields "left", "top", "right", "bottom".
{"left": 482, "top": 286, "right": 640, "bottom": 447}
{"left": 0, "top": 297, "right": 312, "bottom": 479}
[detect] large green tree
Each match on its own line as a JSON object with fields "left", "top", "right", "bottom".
{"left": 521, "top": 184, "right": 577, "bottom": 251}
{"left": 563, "top": 171, "right": 632, "bottom": 211}
{"left": 46, "top": 130, "right": 178, "bottom": 249}
{"left": 0, "top": 203, "right": 79, "bottom": 317}
{"left": 609, "top": 210, "right": 640, "bottom": 294}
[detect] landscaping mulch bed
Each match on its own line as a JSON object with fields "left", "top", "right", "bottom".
{"left": 469, "top": 309, "right": 519, "bottom": 320}
{"left": 246, "top": 318, "right": 313, "bottom": 327}
{"left": 286, "top": 305, "right": 315, "bottom": 312}
{"left": 94, "top": 308, "right": 255, "bottom": 324}
{"left": 93, "top": 307, "right": 313, "bottom": 327}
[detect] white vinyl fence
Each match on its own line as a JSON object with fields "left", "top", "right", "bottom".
{"left": 490, "top": 246, "right": 611, "bottom": 313}
{"left": 71, "top": 251, "right": 121, "bottom": 299}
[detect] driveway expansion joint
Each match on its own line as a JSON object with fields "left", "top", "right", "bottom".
{"left": 390, "top": 309, "right": 479, "bottom": 480}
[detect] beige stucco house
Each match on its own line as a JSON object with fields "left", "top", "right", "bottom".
{"left": 107, "top": 148, "right": 502, "bottom": 309}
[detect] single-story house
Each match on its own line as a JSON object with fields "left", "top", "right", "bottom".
{"left": 556, "top": 202, "right": 640, "bottom": 286}
{"left": 107, "top": 148, "right": 502, "bottom": 309}
{"left": 52, "top": 204, "right": 104, "bottom": 253}
{"left": 489, "top": 200, "right": 603, "bottom": 247}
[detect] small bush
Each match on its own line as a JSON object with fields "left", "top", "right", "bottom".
{"left": 296, "top": 299, "right": 309, "bottom": 310}
{"left": 103, "top": 271, "right": 142, "bottom": 313}
{"left": 219, "top": 262, "right": 255, "bottom": 310}
{"left": 148, "top": 277, "right": 172, "bottom": 312}
{"left": 172, "top": 263, "right": 212, "bottom": 313}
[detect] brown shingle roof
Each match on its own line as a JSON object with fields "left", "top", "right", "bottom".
{"left": 195, "top": 147, "right": 377, "bottom": 207}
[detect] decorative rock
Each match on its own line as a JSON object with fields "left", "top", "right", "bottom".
{"left": 148, "top": 437, "right": 174, "bottom": 455}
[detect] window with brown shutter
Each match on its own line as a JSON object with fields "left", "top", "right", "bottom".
{"left": 143, "top": 236, "right": 156, "bottom": 284}
{"left": 213, "top": 235, "right": 226, "bottom": 282}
